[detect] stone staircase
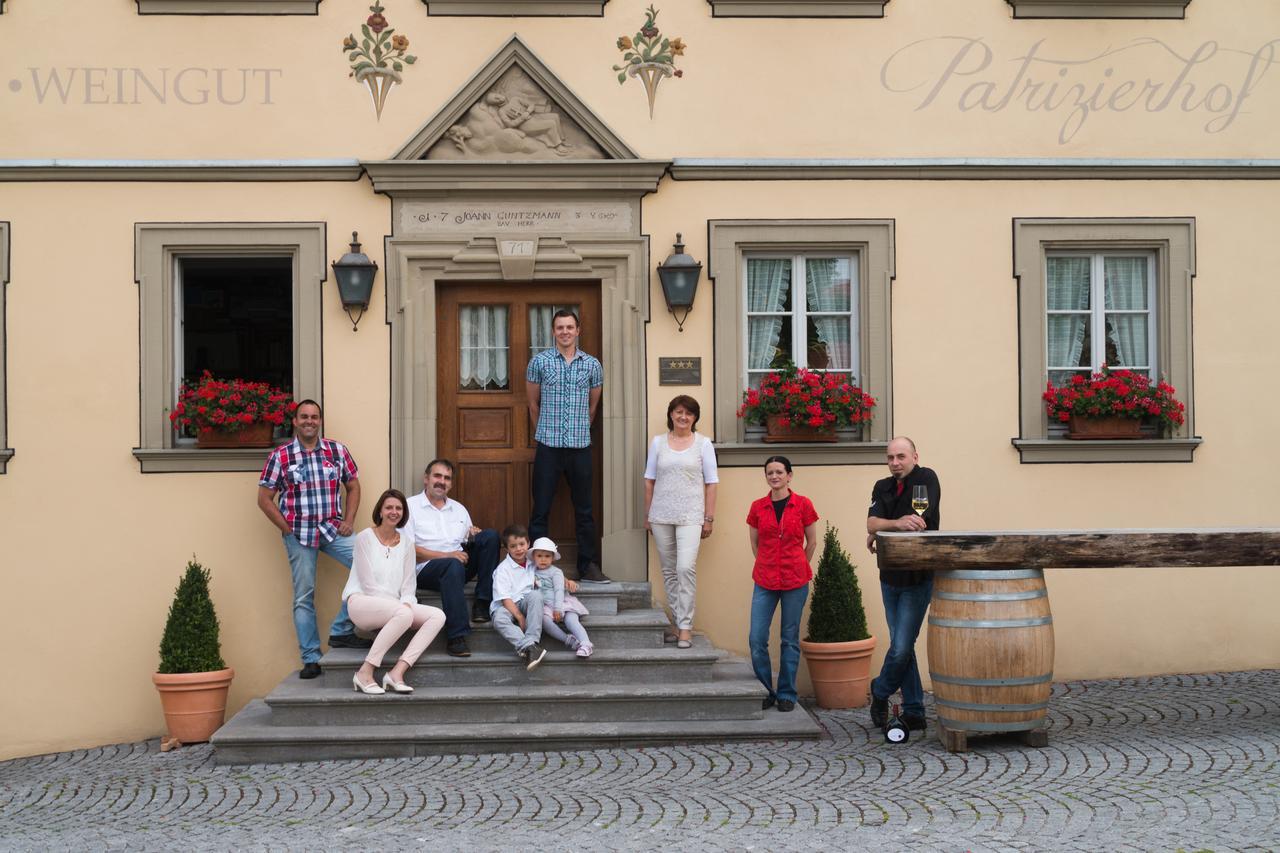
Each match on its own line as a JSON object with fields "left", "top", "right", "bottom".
{"left": 212, "top": 582, "right": 823, "bottom": 764}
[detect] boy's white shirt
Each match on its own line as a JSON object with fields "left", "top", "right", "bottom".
{"left": 490, "top": 554, "right": 537, "bottom": 613}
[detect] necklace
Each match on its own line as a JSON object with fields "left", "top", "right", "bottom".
{"left": 374, "top": 529, "right": 399, "bottom": 557}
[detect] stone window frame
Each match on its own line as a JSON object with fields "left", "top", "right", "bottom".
{"left": 709, "top": 220, "right": 894, "bottom": 466}
{"left": 423, "top": 0, "right": 608, "bottom": 15}
{"left": 1006, "top": 0, "right": 1190, "bottom": 19}
{"left": 136, "top": 1, "right": 322, "bottom": 14}
{"left": 0, "top": 222, "right": 11, "bottom": 473}
{"left": 1011, "top": 217, "right": 1201, "bottom": 464}
{"left": 133, "top": 223, "right": 326, "bottom": 473}
{"left": 707, "top": 0, "right": 890, "bottom": 16}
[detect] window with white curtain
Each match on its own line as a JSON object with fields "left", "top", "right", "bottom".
{"left": 744, "top": 254, "right": 858, "bottom": 388}
{"left": 459, "top": 305, "right": 511, "bottom": 391}
{"left": 1046, "top": 252, "right": 1155, "bottom": 387}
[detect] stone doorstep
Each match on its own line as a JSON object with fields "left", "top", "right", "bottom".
{"left": 264, "top": 678, "right": 775, "bottom": 726}
{"left": 317, "top": 642, "right": 722, "bottom": 688}
{"left": 211, "top": 699, "right": 825, "bottom": 765}
{"left": 416, "top": 587, "right": 621, "bottom": 617}
{"left": 352, "top": 610, "right": 670, "bottom": 654}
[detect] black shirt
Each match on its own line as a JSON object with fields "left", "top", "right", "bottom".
{"left": 867, "top": 465, "right": 941, "bottom": 587}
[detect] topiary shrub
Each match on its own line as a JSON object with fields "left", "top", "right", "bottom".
{"left": 158, "top": 557, "right": 227, "bottom": 674}
{"left": 805, "top": 525, "right": 870, "bottom": 643}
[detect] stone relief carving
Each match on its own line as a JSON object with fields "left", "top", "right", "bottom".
{"left": 425, "top": 67, "right": 607, "bottom": 160}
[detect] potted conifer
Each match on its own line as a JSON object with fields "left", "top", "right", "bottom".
{"left": 800, "top": 525, "right": 877, "bottom": 709}
{"left": 152, "top": 558, "right": 235, "bottom": 748}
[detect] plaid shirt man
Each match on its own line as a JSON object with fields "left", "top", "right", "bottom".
{"left": 526, "top": 347, "right": 603, "bottom": 449}
{"left": 259, "top": 437, "right": 359, "bottom": 548}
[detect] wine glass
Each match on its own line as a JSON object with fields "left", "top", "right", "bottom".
{"left": 911, "top": 485, "right": 929, "bottom": 517}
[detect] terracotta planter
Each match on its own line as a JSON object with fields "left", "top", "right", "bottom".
{"left": 800, "top": 636, "right": 877, "bottom": 709}
{"left": 1066, "top": 414, "right": 1143, "bottom": 440}
{"left": 195, "top": 421, "right": 274, "bottom": 449}
{"left": 152, "top": 668, "right": 235, "bottom": 744}
{"left": 764, "top": 414, "right": 837, "bottom": 444}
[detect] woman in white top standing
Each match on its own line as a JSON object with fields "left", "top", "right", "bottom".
{"left": 644, "top": 395, "right": 719, "bottom": 649}
{"left": 344, "top": 489, "right": 446, "bottom": 694}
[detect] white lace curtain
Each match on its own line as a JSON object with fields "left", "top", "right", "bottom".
{"left": 1047, "top": 257, "right": 1090, "bottom": 385}
{"left": 747, "top": 259, "right": 791, "bottom": 381}
{"left": 459, "top": 305, "right": 509, "bottom": 390}
{"left": 804, "top": 258, "right": 852, "bottom": 372}
{"left": 1104, "top": 257, "right": 1149, "bottom": 369}
{"left": 1048, "top": 256, "right": 1150, "bottom": 385}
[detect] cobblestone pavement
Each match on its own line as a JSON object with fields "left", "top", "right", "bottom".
{"left": 2, "top": 670, "right": 1277, "bottom": 852}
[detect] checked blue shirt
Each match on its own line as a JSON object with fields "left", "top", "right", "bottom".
{"left": 527, "top": 347, "right": 603, "bottom": 449}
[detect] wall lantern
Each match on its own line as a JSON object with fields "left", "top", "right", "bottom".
{"left": 656, "top": 233, "right": 702, "bottom": 333}
{"left": 331, "top": 231, "right": 379, "bottom": 331}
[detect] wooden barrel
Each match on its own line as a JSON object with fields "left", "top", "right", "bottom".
{"left": 926, "top": 569, "right": 1054, "bottom": 736}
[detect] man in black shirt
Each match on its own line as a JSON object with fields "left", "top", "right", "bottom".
{"left": 866, "top": 436, "right": 941, "bottom": 733}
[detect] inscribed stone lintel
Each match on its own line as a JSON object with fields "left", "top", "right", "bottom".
{"left": 399, "top": 201, "right": 633, "bottom": 236}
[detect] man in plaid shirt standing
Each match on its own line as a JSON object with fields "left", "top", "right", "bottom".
{"left": 526, "top": 309, "right": 609, "bottom": 583}
{"left": 257, "top": 399, "right": 371, "bottom": 679}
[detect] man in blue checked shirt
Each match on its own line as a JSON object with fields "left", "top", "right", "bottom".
{"left": 526, "top": 309, "right": 609, "bottom": 583}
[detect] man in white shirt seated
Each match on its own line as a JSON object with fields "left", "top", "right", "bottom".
{"left": 407, "top": 459, "right": 501, "bottom": 658}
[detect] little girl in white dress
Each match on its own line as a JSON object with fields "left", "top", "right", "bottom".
{"left": 529, "top": 537, "right": 593, "bottom": 658}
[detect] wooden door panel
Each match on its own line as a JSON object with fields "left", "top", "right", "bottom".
{"left": 438, "top": 283, "right": 603, "bottom": 559}
{"left": 456, "top": 462, "right": 513, "bottom": 533}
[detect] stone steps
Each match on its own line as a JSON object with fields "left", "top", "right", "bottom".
{"left": 212, "top": 582, "right": 824, "bottom": 764}
{"left": 213, "top": 699, "right": 822, "bottom": 764}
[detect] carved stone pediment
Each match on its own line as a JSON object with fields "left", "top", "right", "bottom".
{"left": 392, "top": 35, "right": 636, "bottom": 162}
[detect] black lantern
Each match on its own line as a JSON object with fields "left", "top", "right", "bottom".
{"left": 656, "top": 233, "right": 702, "bottom": 333}
{"left": 331, "top": 231, "right": 379, "bottom": 331}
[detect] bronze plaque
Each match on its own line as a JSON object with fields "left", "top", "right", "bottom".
{"left": 659, "top": 357, "right": 701, "bottom": 386}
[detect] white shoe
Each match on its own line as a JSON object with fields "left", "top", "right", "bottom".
{"left": 576, "top": 644, "right": 593, "bottom": 658}
{"left": 352, "top": 673, "right": 385, "bottom": 695}
{"left": 381, "top": 674, "right": 414, "bottom": 694}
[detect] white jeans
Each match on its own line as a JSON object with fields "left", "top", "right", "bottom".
{"left": 651, "top": 522, "right": 702, "bottom": 630}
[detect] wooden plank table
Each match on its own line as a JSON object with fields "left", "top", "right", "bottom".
{"left": 873, "top": 528, "right": 1280, "bottom": 752}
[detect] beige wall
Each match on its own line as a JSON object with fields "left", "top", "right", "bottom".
{"left": 3, "top": 0, "right": 1278, "bottom": 159}
{"left": 2, "top": 0, "right": 1279, "bottom": 760}
{"left": 640, "top": 178, "right": 1280, "bottom": 693}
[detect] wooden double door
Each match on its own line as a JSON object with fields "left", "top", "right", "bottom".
{"left": 437, "top": 283, "right": 603, "bottom": 557}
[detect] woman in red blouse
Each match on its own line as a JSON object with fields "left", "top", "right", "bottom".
{"left": 746, "top": 455, "right": 819, "bottom": 712}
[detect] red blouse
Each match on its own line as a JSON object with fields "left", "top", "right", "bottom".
{"left": 746, "top": 491, "right": 819, "bottom": 591}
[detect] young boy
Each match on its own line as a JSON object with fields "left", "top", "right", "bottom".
{"left": 490, "top": 524, "right": 547, "bottom": 670}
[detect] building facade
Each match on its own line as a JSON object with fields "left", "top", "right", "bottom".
{"left": 2, "top": 0, "right": 1278, "bottom": 760}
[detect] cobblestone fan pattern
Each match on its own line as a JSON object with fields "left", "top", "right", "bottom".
{"left": 2, "top": 671, "right": 1278, "bottom": 851}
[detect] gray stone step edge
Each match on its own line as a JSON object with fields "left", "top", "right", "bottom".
{"left": 211, "top": 700, "right": 825, "bottom": 765}
{"left": 358, "top": 609, "right": 673, "bottom": 648}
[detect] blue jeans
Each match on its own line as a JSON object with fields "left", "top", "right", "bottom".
{"left": 871, "top": 577, "right": 934, "bottom": 717}
{"left": 748, "top": 583, "right": 809, "bottom": 703}
{"left": 529, "top": 443, "right": 597, "bottom": 572}
{"left": 415, "top": 527, "right": 501, "bottom": 640}
{"left": 281, "top": 532, "right": 356, "bottom": 664}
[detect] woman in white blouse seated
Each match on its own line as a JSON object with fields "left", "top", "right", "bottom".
{"left": 344, "top": 489, "right": 446, "bottom": 694}
{"left": 643, "top": 395, "right": 719, "bottom": 650}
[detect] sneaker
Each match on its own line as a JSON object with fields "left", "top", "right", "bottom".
{"left": 902, "top": 713, "right": 927, "bottom": 731}
{"left": 471, "top": 600, "right": 491, "bottom": 623}
{"left": 299, "top": 662, "right": 322, "bottom": 679}
{"left": 575, "top": 644, "right": 593, "bottom": 658}
{"left": 523, "top": 643, "right": 547, "bottom": 671}
{"left": 329, "top": 633, "right": 373, "bottom": 650}
{"left": 870, "top": 695, "right": 889, "bottom": 728}
{"left": 446, "top": 637, "right": 471, "bottom": 657}
{"left": 578, "top": 563, "right": 611, "bottom": 584}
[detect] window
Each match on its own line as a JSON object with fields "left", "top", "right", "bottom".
{"left": 1006, "top": 0, "right": 1190, "bottom": 19}
{"left": 744, "top": 255, "right": 857, "bottom": 387}
{"left": 134, "top": 223, "right": 326, "bottom": 472}
{"left": 707, "top": 0, "right": 890, "bottom": 17}
{"left": 0, "top": 222, "right": 10, "bottom": 473}
{"left": 1046, "top": 252, "right": 1155, "bottom": 388}
{"left": 423, "top": 0, "right": 607, "bottom": 14}
{"left": 709, "top": 220, "right": 894, "bottom": 465}
{"left": 1012, "top": 218, "right": 1200, "bottom": 463}
{"left": 136, "top": 1, "right": 322, "bottom": 14}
